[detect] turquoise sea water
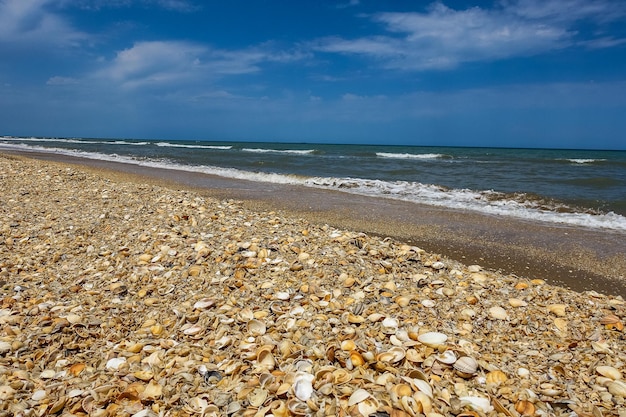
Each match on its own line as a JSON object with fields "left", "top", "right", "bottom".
{"left": 2, "top": 136, "right": 625, "bottom": 231}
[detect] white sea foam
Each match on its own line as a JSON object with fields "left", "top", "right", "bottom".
{"left": 242, "top": 148, "right": 315, "bottom": 155}
{"left": 376, "top": 152, "right": 445, "bottom": 160}
{"left": 563, "top": 158, "right": 607, "bottom": 164}
{"left": 155, "top": 142, "right": 232, "bottom": 150}
{"left": 2, "top": 142, "right": 625, "bottom": 232}
{"left": 0, "top": 136, "right": 148, "bottom": 146}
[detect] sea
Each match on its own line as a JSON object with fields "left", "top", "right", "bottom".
{"left": 2, "top": 136, "right": 626, "bottom": 232}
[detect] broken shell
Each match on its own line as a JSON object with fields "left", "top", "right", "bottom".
{"left": 600, "top": 314, "right": 624, "bottom": 331}
{"left": 341, "top": 340, "right": 356, "bottom": 351}
{"left": 248, "top": 319, "right": 267, "bottom": 336}
{"left": 454, "top": 356, "right": 478, "bottom": 376}
{"left": 293, "top": 372, "right": 315, "bottom": 401}
{"left": 350, "top": 351, "right": 366, "bottom": 367}
{"left": 377, "top": 346, "right": 406, "bottom": 363}
{"left": 459, "top": 396, "right": 494, "bottom": 413}
{"left": 596, "top": 366, "right": 622, "bottom": 380}
{"left": 105, "top": 357, "right": 126, "bottom": 371}
{"left": 249, "top": 388, "right": 269, "bottom": 407}
{"left": 417, "top": 332, "right": 447, "bottom": 347}
{"left": 436, "top": 350, "right": 457, "bottom": 365}
{"left": 348, "top": 388, "right": 371, "bottom": 406}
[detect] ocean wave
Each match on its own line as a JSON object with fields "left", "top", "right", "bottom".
{"left": 2, "top": 142, "right": 625, "bottom": 232}
{"left": 242, "top": 148, "right": 315, "bottom": 155}
{"left": 562, "top": 158, "right": 607, "bottom": 164}
{"left": 1, "top": 136, "right": 103, "bottom": 145}
{"left": 155, "top": 142, "right": 232, "bottom": 150}
{"left": 376, "top": 152, "right": 447, "bottom": 160}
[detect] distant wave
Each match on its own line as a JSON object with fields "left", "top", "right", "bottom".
{"left": 0, "top": 136, "right": 149, "bottom": 146}
{"left": 2, "top": 141, "right": 625, "bottom": 232}
{"left": 155, "top": 142, "right": 232, "bottom": 150}
{"left": 242, "top": 148, "right": 315, "bottom": 155}
{"left": 376, "top": 152, "right": 446, "bottom": 160}
{"left": 561, "top": 158, "right": 607, "bottom": 164}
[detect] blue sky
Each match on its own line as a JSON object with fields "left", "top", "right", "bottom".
{"left": 1, "top": 0, "right": 626, "bottom": 149}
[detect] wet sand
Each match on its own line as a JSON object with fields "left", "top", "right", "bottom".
{"left": 5, "top": 149, "right": 626, "bottom": 297}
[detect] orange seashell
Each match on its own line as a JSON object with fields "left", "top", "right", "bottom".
{"left": 69, "top": 363, "right": 86, "bottom": 376}
{"left": 600, "top": 315, "right": 624, "bottom": 331}
{"left": 514, "top": 282, "right": 529, "bottom": 290}
{"left": 485, "top": 370, "right": 508, "bottom": 385}
{"left": 515, "top": 400, "right": 536, "bottom": 416}
{"left": 350, "top": 351, "right": 365, "bottom": 367}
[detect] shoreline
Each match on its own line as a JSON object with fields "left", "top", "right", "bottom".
{"left": 3, "top": 149, "right": 626, "bottom": 297}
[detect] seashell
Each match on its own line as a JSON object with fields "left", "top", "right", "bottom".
{"left": 193, "top": 298, "right": 215, "bottom": 310}
{"left": 459, "top": 396, "right": 494, "bottom": 413}
{"left": 48, "top": 396, "right": 67, "bottom": 414}
{"left": 517, "top": 367, "right": 530, "bottom": 378}
{"left": 436, "top": 350, "right": 457, "bottom": 364}
{"left": 609, "top": 380, "right": 626, "bottom": 397}
{"left": 0, "top": 385, "right": 16, "bottom": 401}
{"left": 293, "top": 372, "right": 315, "bottom": 401}
{"left": 377, "top": 346, "right": 406, "bottom": 363}
{"left": 547, "top": 304, "right": 567, "bottom": 317}
{"left": 348, "top": 388, "right": 371, "bottom": 406}
{"left": 395, "top": 296, "right": 411, "bottom": 307}
{"left": 382, "top": 316, "right": 399, "bottom": 329}
{"left": 257, "top": 345, "right": 276, "bottom": 370}
{"left": 286, "top": 398, "right": 309, "bottom": 416}
{"left": 413, "top": 378, "right": 433, "bottom": 398}
{"left": 141, "top": 381, "right": 163, "bottom": 399}
{"left": 422, "top": 299, "right": 436, "bottom": 308}
{"left": 274, "top": 291, "right": 291, "bottom": 300}
{"left": 65, "top": 313, "right": 82, "bottom": 324}
{"left": 347, "top": 313, "right": 365, "bottom": 324}
{"left": 486, "top": 370, "right": 508, "bottom": 385}
{"left": 0, "top": 341, "right": 11, "bottom": 354}
{"left": 596, "top": 365, "right": 622, "bottom": 380}
{"left": 417, "top": 331, "right": 447, "bottom": 347}
{"left": 368, "top": 313, "right": 385, "bottom": 322}
{"left": 32, "top": 389, "right": 47, "bottom": 401}
{"left": 105, "top": 357, "right": 126, "bottom": 371}
{"left": 489, "top": 306, "right": 508, "bottom": 320}
{"left": 248, "top": 319, "right": 267, "bottom": 336}
{"left": 248, "top": 388, "right": 269, "bottom": 407}
{"left": 333, "top": 369, "right": 353, "bottom": 384}
{"left": 454, "top": 356, "right": 478, "bottom": 377}
{"left": 515, "top": 400, "right": 536, "bottom": 416}
{"left": 182, "top": 324, "right": 203, "bottom": 336}
{"left": 350, "top": 351, "right": 366, "bottom": 367}
{"left": 554, "top": 318, "right": 568, "bottom": 332}
{"left": 508, "top": 298, "right": 527, "bottom": 307}
{"left": 391, "top": 383, "right": 413, "bottom": 397}
{"left": 341, "top": 340, "right": 356, "bottom": 351}
{"left": 187, "top": 264, "right": 202, "bottom": 276}
{"left": 69, "top": 363, "right": 86, "bottom": 376}
{"left": 431, "top": 261, "right": 445, "bottom": 269}
{"left": 150, "top": 324, "right": 164, "bottom": 336}
{"left": 600, "top": 314, "right": 624, "bottom": 331}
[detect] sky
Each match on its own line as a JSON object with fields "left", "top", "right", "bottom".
{"left": 1, "top": 0, "right": 626, "bottom": 149}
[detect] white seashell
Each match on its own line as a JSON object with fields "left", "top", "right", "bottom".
{"left": 421, "top": 299, "right": 436, "bottom": 308}
{"left": 293, "top": 372, "right": 314, "bottom": 401}
{"left": 382, "top": 317, "right": 399, "bottom": 328}
{"left": 431, "top": 261, "right": 445, "bottom": 269}
{"left": 454, "top": 356, "right": 478, "bottom": 375}
{"left": 459, "top": 396, "right": 494, "bottom": 413}
{"left": 608, "top": 380, "right": 626, "bottom": 397}
{"left": 348, "top": 388, "right": 371, "bottom": 406}
{"left": 182, "top": 324, "right": 203, "bottom": 335}
{"left": 517, "top": 367, "right": 530, "bottom": 378}
{"left": 489, "top": 306, "right": 508, "bottom": 320}
{"left": 508, "top": 298, "right": 527, "bottom": 307}
{"left": 596, "top": 366, "right": 622, "bottom": 381}
{"left": 40, "top": 369, "right": 56, "bottom": 379}
{"left": 417, "top": 331, "right": 447, "bottom": 347}
{"left": 412, "top": 378, "right": 433, "bottom": 398}
{"left": 193, "top": 298, "right": 215, "bottom": 310}
{"left": 436, "top": 350, "right": 457, "bottom": 364}
{"left": 105, "top": 357, "right": 126, "bottom": 371}
{"left": 0, "top": 341, "right": 11, "bottom": 354}
{"left": 274, "top": 291, "right": 291, "bottom": 300}
{"left": 68, "top": 389, "right": 83, "bottom": 398}
{"left": 32, "top": 390, "right": 47, "bottom": 401}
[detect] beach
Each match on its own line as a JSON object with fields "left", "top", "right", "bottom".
{"left": 1, "top": 153, "right": 626, "bottom": 416}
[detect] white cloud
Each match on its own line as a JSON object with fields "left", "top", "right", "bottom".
{"left": 65, "top": 0, "right": 200, "bottom": 12}
{"left": 46, "top": 76, "right": 79, "bottom": 85}
{"left": 95, "top": 41, "right": 307, "bottom": 89}
{"left": 0, "top": 0, "right": 87, "bottom": 46}
{"left": 314, "top": 0, "right": 626, "bottom": 71}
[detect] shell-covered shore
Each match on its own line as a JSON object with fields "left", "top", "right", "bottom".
{"left": 1, "top": 154, "right": 625, "bottom": 417}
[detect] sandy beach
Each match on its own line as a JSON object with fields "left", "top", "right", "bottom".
{"left": 1, "top": 153, "right": 626, "bottom": 416}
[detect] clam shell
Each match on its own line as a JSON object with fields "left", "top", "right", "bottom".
{"left": 608, "top": 380, "right": 626, "bottom": 397}
{"left": 348, "top": 388, "right": 371, "bottom": 406}
{"left": 454, "top": 356, "right": 478, "bottom": 375}
{"left": 193, "top": 298, "right": 215, "bottom": 310}
{"left": 248, "top": 388, "right": 268, "bottom": 407}
{"left": 436, "top": 350, "right": 457, "bottom": 365}
{"left": 596, "top": 365, "right": 622, "bottom": 380}
{"left": 459, "top": 396, "right": 494, "bottom": 413}
{"left": 293, "top": 372, "right": 314, "bottom": 401}
{"left": 486, "top": 370, "right": 508, "bottom": 385}
{"left": 489, "top": 306, "right": 508, "bottom": 320}
{"left": 515, "top": 400, "right": 536, "bottom": 416}
{"left": 417, "top": 331, "right": 447, "bottom": 347}
{"left": 508, "top": 298, "right": 527, "bottom": 307}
